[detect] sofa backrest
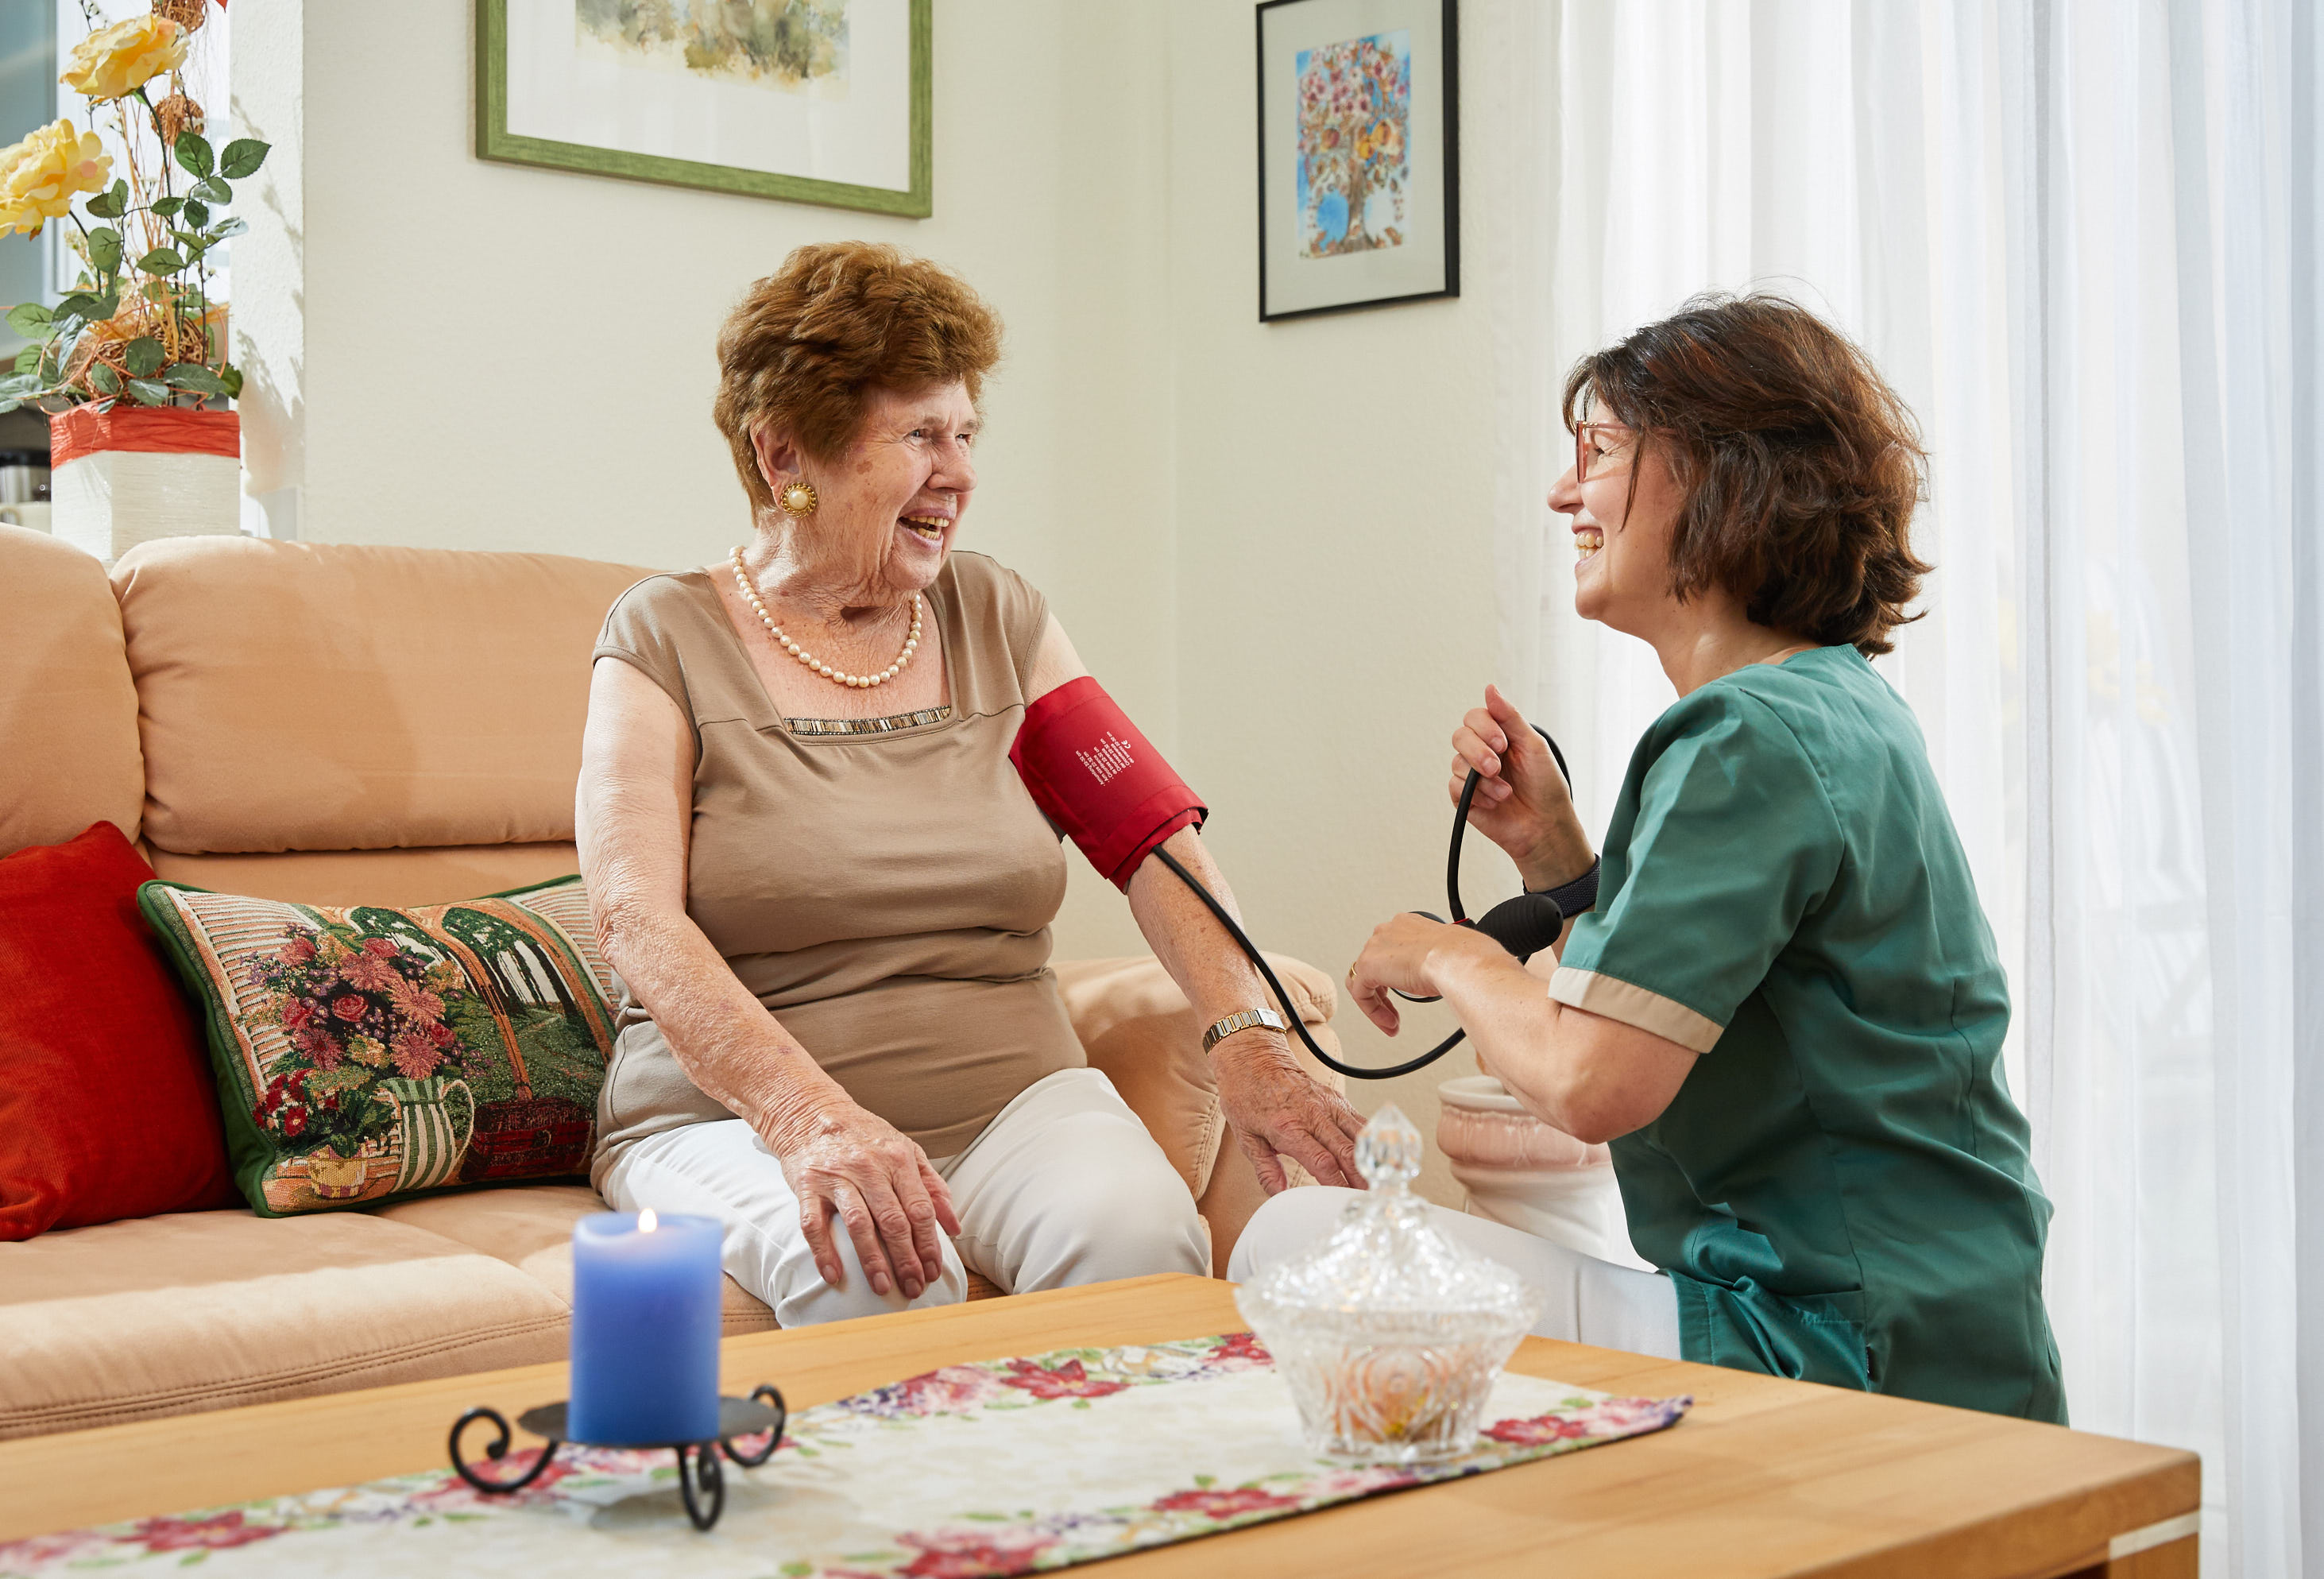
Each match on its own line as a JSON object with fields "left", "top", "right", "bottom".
{"left": 107, "top": 536, "right": 652, "bottom": 904}
{"left": 0, "top": 525, "right": 145, "bottom": 858}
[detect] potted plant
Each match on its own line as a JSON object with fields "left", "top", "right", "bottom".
{"left": 0, "top": 2, "right": 265, "bottom": 563}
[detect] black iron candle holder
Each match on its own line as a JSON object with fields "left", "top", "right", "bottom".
{"left": 449, "top": 1386, "right": 787, "bottom": 1531}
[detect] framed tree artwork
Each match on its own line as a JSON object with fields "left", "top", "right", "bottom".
{"left": 476, "top": 0, "right": 933, "bottom": 218}
{"left": 1255, "top": 0, "right": 1459, "bottom": 321}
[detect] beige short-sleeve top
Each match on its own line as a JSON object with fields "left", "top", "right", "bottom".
{"left": 588, "top": 550, "right": 1084, "bottom": 1181}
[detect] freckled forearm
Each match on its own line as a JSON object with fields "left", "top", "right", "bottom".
{"left": 1125, "top": 828, "right": 1275, "bottom": 1031}
{"left": 597, "top": 901, "right": 845, "bottom": 1136}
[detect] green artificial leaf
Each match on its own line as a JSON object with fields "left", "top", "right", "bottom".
{"left": 194, "top": 176, "right": 231, "bottom": 205}
{"left": 173, "top": 130, "right": 214, "bottom": 180}
{"left": 162, "top": 363, "right": 227, "bottom": 395}
{"left": 86, "top": 228, "right": 122, "bottom": 272}
{"left": 123, "top": 338, "right": 165, "bottom": 377}
{"left": 219, "top": 138, "right": 269, "bottom": 179}
{"left": 137, "top": 248, "right": 184, "bottom": 274}
{"left": 207, "top": 215, "right": 246, "bottom": 242}
{"left": 5, "top": 303, "right": 52, "bottom": 339}
{"left": 13, "top": 346, "right": 37, "bottom": 373}
{"left": 141, "top": 281, "right": 167, "bottom": 302}
{"left": 91, "top": 292, "right": 118, "bottom": 321}
{"left": 182, "top": 199, "right": 210, "bottom": 228}
{"left": 54, "top": 292, "right": 102, "bottom": 323}
{"left": 218, "top": 362, "right": 243, "bottom": 399}
{"left": 151, "top": 195, "right": 184, "bottom": 218}
{"left": 126, "top": 377, "right": 168, "bottom": 406}
{"left": 84, "top": 188, "right": 122, "bottom": 219}
{"left": 172, "top": 233, "right": 210, "bottom": 261}
{"left": 88, "top": 363, "right": 121, "bottom": 395}
{"left": 0, "top": 398, "right": 18, "bottom": 416}
{"left": 0, "top": 373, "right": 35, "bottom": 397}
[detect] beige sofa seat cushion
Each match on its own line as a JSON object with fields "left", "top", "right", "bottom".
{"left": 370, "top": 1185, "right": 779, "bottom": 1337}
{"left": 0, "top": 1209, "right": 569, "bottom": 1439}
{"left": 112, "top": 537, "right": 652, "bottom": 855}
{"left": 147, "top": 842, "right": 584, "bottom": 907}
{"left": 0, "top": 525, "right": 143, "bottom": 856}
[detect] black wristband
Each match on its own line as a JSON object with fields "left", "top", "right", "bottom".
{"left": 1528, "top": 855, "right": 1600, "bottom": 919}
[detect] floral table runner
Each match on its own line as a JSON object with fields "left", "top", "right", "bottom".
{"left": 1, "top": 1334, "right": 1688, "bottom": 1578}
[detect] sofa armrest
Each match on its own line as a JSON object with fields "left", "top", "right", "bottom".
{"left": 1050, "top": 953, "right": 1347, "bottom": 1275}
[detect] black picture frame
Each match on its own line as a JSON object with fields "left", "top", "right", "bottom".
{"left": 1256, "top": 0, "right": 1460, "bottom": 323}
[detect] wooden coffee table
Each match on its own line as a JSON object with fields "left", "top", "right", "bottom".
{"left": 0, "top": 1273, "right": 2195, "bottom": 1577}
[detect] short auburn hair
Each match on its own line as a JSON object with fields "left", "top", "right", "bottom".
{"left": 713, "top": 242, "right": 1003, "bottom": 510}
{"left": 1563, "top": 293, "right": 1932, "bottom": 656}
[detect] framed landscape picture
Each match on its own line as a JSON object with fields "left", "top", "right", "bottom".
{"left": 1255, "top": 0, "right": 1459, "bottom": 322}
{"left": 476, "top": 0, "right": 932, "bottom": 217}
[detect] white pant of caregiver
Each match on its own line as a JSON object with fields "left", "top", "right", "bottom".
{"left": 600, "top": 1067, "right": 1209, "bottom": 1327}
{"left": 1228, "top": 1187, "right": 1684, "bottom": 1359}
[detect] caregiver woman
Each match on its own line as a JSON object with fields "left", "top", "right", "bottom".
{"left": 1234, "top": 294, "right": 2066, "bottom": 1421}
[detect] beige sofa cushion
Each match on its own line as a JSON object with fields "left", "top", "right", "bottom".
{"left": 0, "top": 1209, "right": 570, "bottom": 1439}
{"left": 147, "top": 842, "right": 585, "bottom": 907}
{"left": 112, "top": 537, "right": 652, "bottom": 855}
{"left": 370, "top": 1184, "right": 779, "bottom": 1337}
{"left": 0, "top": 526, "right": 143, "bottom": 857}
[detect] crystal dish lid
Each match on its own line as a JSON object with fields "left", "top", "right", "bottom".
{"left": 1240, "top": 1104, "right": 1540, "bottom": 1324}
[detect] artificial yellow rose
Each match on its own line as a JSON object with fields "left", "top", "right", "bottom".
{"left": 0, "top": 120, "right": 112, "bottom": 238}
{"left": 60, "top": 15, "right": 188, "bottom": 103}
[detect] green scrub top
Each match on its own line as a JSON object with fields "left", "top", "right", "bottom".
{"left": 1551, "top": 644, "right": 2065, "bottom": 1422}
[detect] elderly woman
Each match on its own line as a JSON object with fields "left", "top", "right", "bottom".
{"left": 579, "top": 242, "right": 1363, "bottom": 1326}
{"left": 1234, "top": 295, "right": 2065, "bottom": 1421}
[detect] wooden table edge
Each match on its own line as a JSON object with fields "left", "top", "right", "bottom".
{"left": 0, "top": 1274, "right": 2198, "bottom": 1579}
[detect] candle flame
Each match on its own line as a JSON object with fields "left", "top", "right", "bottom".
{"left": 638, "top": 1209, "right": 658, "bottom": 1233}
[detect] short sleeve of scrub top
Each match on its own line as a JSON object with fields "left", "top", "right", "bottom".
{"left": 1550, "top": 691, "right": 1843, "bottom": 1051}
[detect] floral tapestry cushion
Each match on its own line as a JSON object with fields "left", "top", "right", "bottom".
{"left": 137, "top": 876, "right": 618, "bottom": 1217}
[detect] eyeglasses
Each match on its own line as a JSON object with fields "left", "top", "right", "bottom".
{"left": 1574, "top": 421, "right": 1638, "bottom": 481}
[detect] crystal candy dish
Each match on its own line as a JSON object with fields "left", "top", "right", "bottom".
{"left": 1235, "top": 1104, "right": 1544, "bottom": 1464}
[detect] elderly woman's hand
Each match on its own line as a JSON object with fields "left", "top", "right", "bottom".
{"left": 760, "top": 1098, "right": 961, "bottom": 1298}
{"left": 1210, "top": 1030, "right": 1368, "bottom": 1193}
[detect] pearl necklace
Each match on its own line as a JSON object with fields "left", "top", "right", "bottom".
{"left": 729, "top": 548, "right": 922, "bottom": 690}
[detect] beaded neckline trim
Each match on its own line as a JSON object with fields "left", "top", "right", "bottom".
{"left": 786, "top": 706, "right": 954, "bottom": 737}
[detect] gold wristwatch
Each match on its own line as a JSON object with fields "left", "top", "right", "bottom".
{"left": 1201, "top": 1006, "right": 1286, "bottom": 1055}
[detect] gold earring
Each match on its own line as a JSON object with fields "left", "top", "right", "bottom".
{"left": 779, "top": 480, "right": 818, "bottom": 518}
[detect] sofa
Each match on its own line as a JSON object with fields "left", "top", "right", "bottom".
{"left": 0, "top": 524, "right": 1345, "bottom": 1442}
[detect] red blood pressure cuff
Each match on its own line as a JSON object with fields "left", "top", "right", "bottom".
{"left": 1010, "top": 675, "right": 1207, "bottom": 891}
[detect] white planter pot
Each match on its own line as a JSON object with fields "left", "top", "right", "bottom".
{"left": 48, "top": 406, "right": 240, "bottom": 565}
{"left": 1435, "top": 1074, "right": 1651, "bottom": 1270}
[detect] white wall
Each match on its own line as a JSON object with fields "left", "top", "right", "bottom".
{"left": 245, "top": 0, "right": 1534, "bottom": 1206}
{"left": 1159, "top": 0, "right": 1513, "bottom": 1205}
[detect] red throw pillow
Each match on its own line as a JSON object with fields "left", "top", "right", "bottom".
{"left": 0, "top": 822, "right": 238, "bottom": 1238}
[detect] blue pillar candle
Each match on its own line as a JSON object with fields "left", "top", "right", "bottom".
{"left": 568, "top": 1210, "right": 723, "bottom": 1445}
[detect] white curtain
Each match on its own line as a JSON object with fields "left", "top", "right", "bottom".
{"left": 1479, "top": 2, "right": 2322, "bottom": 1573}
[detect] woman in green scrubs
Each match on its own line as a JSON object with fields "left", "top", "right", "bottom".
{"left": 1236, "top": 294, "right": 2063, "bottom": 1421}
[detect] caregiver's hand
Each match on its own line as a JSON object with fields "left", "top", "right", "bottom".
{"left": 1452, "top": 684, "right": 1595, "bottom": 892}
{"left": 762, "top": 1097, "right": 960, "bottom": 1298}
{"left": 1211, "top": 1029, "right": 1367, "bottom": 1194}
{"left": 1346, "top": 911, "right": 1509, "bottom": 1036}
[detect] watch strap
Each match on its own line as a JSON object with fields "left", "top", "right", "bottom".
{"left": 1201, "top": 1005, "right": 1286, "bottom": 1055}
{"left": 1529, "top": 855, "right": 1601, "bottom": 919}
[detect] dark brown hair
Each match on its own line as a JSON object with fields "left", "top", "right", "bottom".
{"left": 1562, "top": 292, "right": 1931, "bottom": 656}
{"left": 713, "top": 242, "right": 1004, "bottom": 510}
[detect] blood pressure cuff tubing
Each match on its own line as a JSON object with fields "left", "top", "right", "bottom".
{"left": 1010, "top": 675, "right": 1207, "bottom": 891}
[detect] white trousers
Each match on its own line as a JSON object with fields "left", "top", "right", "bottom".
{"left": 1228, "top": 1186, "right": 1684, "bottom": 1359}
{"left": 600, "top": 1067, "right": 1208, "bottom": 1328}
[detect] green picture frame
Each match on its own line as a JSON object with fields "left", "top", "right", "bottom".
{"left": 475, "top": 0, "right": 933, "bottom": 219}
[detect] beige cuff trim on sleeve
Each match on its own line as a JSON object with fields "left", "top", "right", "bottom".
{"left": 1549, "top": 966, "right": 1723, "bottom": 1054}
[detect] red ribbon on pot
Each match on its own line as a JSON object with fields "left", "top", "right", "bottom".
{"left": 48, "top": 405, "right": 240, "bottom": 468}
